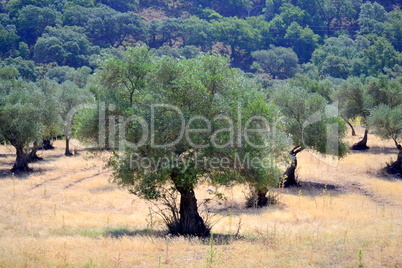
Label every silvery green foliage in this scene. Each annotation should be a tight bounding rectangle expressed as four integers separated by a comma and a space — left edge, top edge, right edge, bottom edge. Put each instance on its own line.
368, 104, 402, 148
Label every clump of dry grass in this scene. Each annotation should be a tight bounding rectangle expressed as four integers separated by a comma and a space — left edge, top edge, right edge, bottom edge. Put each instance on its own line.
0, 136, 401, 267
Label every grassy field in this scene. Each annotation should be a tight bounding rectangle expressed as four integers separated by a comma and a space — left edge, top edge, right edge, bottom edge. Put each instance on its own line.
0, 129, 401, 267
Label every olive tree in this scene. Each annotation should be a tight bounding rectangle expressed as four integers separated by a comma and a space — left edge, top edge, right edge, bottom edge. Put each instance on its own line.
97, 44, 154, 107
333, 77, 370, 147
28, 79, 62, 161
368, 104, 402, 175
272, 84, 348, 187
366, 74, 402, 175
83, 46, 288, 235
59, 80, 94, 156
0, 67, 58, 173
251, 46, 300, 79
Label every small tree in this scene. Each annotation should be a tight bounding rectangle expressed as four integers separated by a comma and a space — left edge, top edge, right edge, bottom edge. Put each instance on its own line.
98, 44, 155, 107
272, 84, 348, 187
0, 68, 50, 173
59, 80, 94, 156
310, 35, 368, 78
368, 104, 402, 175
211, 17, 261, 64
0, 104, 41, 172
333, 77, 371, 149
33, 26, 100, 68
251, 46, 300, 79
358, 1, 388, 36
27, 79, 62, 162
16, 5, 59, 45
363, 36, 402, 77
284, 22, 319, 63
344, 74, 402, 150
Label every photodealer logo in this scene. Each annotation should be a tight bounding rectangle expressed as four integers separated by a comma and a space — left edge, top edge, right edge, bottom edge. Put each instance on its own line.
65, 103, 277, 154
65, 101, 342, 168
130, 152, 275, 172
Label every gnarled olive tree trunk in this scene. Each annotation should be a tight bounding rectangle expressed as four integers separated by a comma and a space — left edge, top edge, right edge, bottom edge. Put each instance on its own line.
65, 137, 73, 156
256, 188, 269, 207
387, 145, 402, 175
28, 141, 43, 163
343, 117, 356, 136
171, 171, 209, 236
282, 146, 303, 188
41, 139, 55, 150
176, 186, 209, 236
246, 187, 270, 208
351, 129, 369, 150
11, 145, 31, 173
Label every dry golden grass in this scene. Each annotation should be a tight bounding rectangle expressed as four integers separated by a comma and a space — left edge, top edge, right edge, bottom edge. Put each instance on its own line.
0, 131, 401, 267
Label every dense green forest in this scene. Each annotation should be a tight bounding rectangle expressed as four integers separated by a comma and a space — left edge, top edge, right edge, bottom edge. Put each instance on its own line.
0, 0, 401, 73
1, 0, 402, 236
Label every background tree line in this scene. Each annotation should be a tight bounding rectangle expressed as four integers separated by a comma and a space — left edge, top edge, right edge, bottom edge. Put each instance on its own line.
0, 0, 402, 73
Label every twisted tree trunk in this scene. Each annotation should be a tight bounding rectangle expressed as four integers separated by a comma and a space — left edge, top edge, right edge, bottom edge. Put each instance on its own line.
28, 141, 43, 163
65, 137, 73, 156
256, 188, 269, 207
351, 128, 369, 150
170, 170, 209, 237
282, 146, 303, 188
176, 186, 209, 236
11, 146, 31, 173
40, 139, 55, 150
387, 145, 402, 175
344, 118, 356, 136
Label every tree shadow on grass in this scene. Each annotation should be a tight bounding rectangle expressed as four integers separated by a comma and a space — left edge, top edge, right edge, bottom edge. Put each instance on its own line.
0, 168, 12, 179
0, 166, 53, 180
104, 227, 246, 245
210, 181, 343, 216
208, 201, 282, 217
281, 180, 344, 197
199, 233, 247, 245
371, 165, 402, 180
0, 153, 14, 158
351, 146, 399, 156
105, 228, 167, 239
